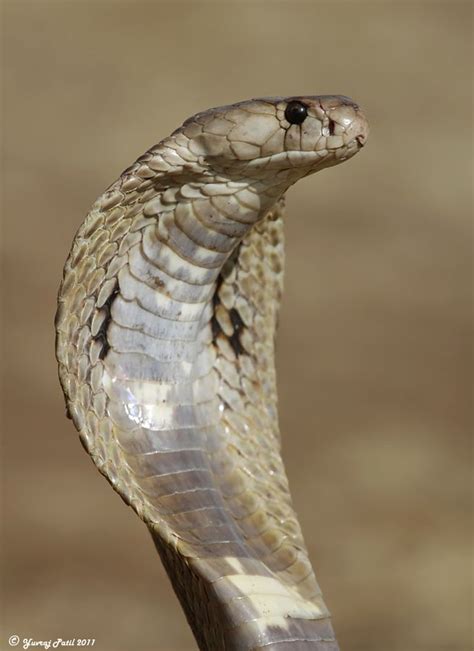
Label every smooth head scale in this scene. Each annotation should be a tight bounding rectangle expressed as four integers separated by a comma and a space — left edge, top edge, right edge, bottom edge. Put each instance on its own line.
56, 95, 369, 650
152, 95, 367, 184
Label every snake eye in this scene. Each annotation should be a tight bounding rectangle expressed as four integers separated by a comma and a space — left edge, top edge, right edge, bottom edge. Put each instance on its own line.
284, 100, 308, 125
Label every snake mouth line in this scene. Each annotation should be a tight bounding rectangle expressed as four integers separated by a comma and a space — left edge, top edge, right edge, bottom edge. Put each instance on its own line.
241, 146, 351, 173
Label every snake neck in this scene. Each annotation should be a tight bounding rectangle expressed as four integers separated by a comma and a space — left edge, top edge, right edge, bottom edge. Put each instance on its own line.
99, 179, 281, 454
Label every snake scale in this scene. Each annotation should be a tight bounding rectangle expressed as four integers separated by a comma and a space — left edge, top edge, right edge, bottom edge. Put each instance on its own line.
56, 95, 368, 650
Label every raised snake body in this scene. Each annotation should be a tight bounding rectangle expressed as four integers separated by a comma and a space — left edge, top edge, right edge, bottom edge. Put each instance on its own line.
56, 95, 369, 650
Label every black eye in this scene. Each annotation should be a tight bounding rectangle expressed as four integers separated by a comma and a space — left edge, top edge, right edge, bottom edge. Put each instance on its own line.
284, 100, 308, 125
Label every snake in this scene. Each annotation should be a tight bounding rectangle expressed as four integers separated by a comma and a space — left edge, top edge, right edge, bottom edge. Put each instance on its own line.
55, 94, 368, 651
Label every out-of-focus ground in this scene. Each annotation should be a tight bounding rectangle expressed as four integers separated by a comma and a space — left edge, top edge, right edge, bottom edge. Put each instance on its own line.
2, 2, 472, 650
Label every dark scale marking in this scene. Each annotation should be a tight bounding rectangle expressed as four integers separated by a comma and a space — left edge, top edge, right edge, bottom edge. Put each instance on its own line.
91, 279, 120, 360
228, 307, 246, 357
211, 315, 222, 340
229, 307, 245, 333
210, 257, 247, 357
210, 273, 224, 340
229, 331, 245, 357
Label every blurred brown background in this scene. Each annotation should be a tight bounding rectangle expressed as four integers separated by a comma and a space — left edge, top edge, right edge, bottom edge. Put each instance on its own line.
2, 2, 472, 650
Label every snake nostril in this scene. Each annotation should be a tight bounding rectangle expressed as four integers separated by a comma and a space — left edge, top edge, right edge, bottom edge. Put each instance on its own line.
328, 119, 336, 136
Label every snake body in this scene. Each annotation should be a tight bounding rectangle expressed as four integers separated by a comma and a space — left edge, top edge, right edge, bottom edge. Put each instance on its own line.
56, 95, 368, 650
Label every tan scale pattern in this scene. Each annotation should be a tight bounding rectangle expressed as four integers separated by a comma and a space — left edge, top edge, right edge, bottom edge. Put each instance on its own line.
211, 205, 321, 600
56, 95, 369, 650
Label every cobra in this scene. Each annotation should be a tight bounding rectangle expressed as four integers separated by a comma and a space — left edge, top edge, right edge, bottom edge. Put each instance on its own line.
56, 95, 369, 650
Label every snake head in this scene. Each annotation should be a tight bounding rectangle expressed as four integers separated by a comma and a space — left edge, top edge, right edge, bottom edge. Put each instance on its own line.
168, 95, 369, 185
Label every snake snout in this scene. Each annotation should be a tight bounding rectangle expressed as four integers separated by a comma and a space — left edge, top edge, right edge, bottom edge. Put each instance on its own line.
342, 107, 369, 149
356, 131, 368, 147
353, 112, 369, 148
317, 95, 369, 151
